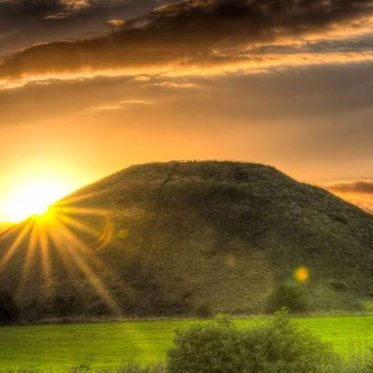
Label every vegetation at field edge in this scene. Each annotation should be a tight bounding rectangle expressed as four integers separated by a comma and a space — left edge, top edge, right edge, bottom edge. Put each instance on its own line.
0, 314, 372, 372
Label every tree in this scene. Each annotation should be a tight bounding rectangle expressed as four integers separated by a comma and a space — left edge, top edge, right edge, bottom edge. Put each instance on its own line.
266, 282, 308, 313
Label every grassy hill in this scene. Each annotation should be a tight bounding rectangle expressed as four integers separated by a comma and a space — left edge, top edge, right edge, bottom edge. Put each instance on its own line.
1, 161, 373, 320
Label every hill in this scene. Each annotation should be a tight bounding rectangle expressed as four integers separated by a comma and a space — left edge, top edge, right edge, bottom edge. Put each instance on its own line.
0, 223, 14, 233
0, 161, 373, 320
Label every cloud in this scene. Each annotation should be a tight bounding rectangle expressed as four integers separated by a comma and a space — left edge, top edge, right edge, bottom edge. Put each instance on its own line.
327, 180, 373, 195
61, 0, 90, 10
325, 180, 373, 215
0, 0, 158, 55
153, 80, 200, 89
86, 99, 152, 113
107, 19, 125, 28
0, 0, 87, 20
1, 0, 373, 87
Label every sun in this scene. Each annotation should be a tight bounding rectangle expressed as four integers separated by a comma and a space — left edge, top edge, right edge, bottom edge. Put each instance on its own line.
4, 180, 68, 222
0, 183, 121, 315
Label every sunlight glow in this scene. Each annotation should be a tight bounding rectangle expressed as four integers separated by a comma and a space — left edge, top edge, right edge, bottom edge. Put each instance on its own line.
4, 181, 69, 222
0, 198, 122, 316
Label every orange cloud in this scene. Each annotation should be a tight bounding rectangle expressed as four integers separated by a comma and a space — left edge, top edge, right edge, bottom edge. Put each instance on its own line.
1, 0, 373, 88
107, 19, 125, 28
325, 180, 373, 215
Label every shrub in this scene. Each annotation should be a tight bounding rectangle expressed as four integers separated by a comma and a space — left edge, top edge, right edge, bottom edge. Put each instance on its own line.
266, 283, 308, 313
167, 318, 241, 373
0, 291, 20, 323
167, 311, 338, 373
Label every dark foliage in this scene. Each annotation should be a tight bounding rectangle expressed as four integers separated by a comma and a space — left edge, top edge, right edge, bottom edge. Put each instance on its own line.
266, 283, 308, 313
0, 291, 20, 323
167, 312, 338, 373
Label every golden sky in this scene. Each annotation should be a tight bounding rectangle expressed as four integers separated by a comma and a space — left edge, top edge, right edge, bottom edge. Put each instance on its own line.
1, 0, 373, 221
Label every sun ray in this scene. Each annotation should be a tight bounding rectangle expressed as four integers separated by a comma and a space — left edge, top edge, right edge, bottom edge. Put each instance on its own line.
0, 224, 18, 241
17, 223, 39, 297
47, 224, 79, 282
57, 220, 127, 297
53, 217, 115, 274
48, 216, 122, 315
54, 205, 110, 217
64, 244, 122, 316
0, 198, 125, 317
0, 220, 33, 273
56, 213, 100, 238
37, 222, 54, 291
56, 190, 108, 207
56, 212, 114, 250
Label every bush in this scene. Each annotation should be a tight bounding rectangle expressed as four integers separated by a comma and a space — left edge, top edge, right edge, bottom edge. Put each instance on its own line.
266, 283, 308, 313
167, 311, 338, 373
0, 291, 20, 323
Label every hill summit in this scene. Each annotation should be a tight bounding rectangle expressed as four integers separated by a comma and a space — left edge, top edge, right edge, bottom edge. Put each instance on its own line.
1, 161, 373, 320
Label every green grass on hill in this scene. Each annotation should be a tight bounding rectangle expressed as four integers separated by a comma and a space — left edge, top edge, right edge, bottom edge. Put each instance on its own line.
0, 315, 372, 372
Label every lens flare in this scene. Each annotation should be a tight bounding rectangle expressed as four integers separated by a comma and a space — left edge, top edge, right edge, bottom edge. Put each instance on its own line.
294, 266, 309, 283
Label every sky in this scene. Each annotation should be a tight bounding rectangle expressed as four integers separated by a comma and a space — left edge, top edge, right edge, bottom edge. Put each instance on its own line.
1, 0, 373, 221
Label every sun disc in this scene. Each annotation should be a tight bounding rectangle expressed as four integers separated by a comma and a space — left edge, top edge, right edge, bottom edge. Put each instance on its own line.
5, 181, 68, 222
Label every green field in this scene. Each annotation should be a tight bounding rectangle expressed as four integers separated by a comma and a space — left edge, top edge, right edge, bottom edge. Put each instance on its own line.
0, 315, 372, 372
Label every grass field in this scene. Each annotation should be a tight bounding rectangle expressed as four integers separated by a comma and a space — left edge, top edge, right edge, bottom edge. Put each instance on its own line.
0, 315, 372, 372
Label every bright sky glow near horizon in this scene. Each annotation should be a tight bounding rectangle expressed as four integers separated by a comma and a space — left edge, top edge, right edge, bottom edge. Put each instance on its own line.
4, 180, 72, 222
1, 0, 373, 221
0, 162, 83, 222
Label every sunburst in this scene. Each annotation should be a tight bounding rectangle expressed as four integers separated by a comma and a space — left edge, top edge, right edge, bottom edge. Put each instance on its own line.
0, 198, 123, 317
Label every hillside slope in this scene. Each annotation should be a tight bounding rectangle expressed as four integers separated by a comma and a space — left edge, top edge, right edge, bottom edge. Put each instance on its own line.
1, 161, 373, 320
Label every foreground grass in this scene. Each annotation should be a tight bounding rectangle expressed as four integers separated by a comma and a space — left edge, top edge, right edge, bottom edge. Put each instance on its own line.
0, 315, 372, 372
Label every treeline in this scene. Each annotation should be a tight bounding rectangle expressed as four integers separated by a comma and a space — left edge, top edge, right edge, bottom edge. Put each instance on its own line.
0, 275, 337, 322
0, 280, 351, 323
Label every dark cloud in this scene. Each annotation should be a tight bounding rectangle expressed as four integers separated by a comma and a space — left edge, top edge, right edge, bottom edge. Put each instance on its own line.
1, 0, 373, 86
145, 0, 373, 43
0, 0, 89, 30
0, 0, 164, 56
